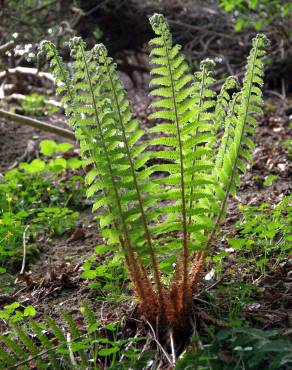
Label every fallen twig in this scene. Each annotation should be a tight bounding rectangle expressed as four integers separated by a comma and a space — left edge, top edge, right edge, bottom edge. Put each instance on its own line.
20, 225, 30, 275
0, 67, 55, 84
0, 41, 15, 54
146, 320, 173, 366
14, 225, 35, 287
169, 329, 176, 364
67, 333, 77, 367
0, 109, 75, 140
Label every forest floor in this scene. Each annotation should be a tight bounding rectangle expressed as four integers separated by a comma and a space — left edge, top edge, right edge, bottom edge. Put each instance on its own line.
0, 81, 291, 366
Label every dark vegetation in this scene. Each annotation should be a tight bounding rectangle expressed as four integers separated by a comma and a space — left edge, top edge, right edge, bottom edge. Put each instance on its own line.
0, 1, 291, 369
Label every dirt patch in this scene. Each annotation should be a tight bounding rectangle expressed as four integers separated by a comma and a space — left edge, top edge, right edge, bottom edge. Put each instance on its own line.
0, 114, 74, 173
0, 207, 132, 331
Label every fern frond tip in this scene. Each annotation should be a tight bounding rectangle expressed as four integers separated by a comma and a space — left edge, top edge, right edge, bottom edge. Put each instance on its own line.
38, 39, 54, 51
69, 36, 86, 53
253, 33, 270, 48
92, 43, 108, 63
200, 58, 216, 71
225, 76, 240, 90
149, 13, 170, 35
38, 40, 56, 59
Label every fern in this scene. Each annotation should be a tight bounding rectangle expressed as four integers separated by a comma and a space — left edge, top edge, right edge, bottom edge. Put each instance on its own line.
208, 34, 269, 241
30, 321, 59, 369
0, 307, 113, 369
39, 14, 269, 334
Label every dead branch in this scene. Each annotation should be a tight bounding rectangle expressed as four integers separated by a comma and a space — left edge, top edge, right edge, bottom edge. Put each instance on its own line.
0, 40, 15, 54
0, 109, 75, 140
168, 19, 235, 41
0, 67, 55, 84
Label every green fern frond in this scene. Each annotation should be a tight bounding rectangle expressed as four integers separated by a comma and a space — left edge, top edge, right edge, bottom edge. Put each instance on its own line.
0, 332, 27, 361
148, 14, 194, 296
92, 44, 164, 307
213, 76, 239, 135
202, 34, 269, 257
31, 321, 59, 369
186, 59, 218, 230
13, 323, 39, 356
69, 38, 157, 310
45, 315, 72, 366
8, 324, 48, 369
39, 41, 75, 119
148, 16, 220, 308
0, 347, 15, 367
0, 309, 114, 369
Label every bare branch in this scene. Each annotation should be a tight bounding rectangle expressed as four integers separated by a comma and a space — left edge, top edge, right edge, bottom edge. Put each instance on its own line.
0, 67, 55, 84
0, 109, 74, 140
0, 40, 15, 54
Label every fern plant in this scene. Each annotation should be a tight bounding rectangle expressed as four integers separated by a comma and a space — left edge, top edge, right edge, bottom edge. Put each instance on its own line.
39, 14, 269, 336
0, 306, 146, 369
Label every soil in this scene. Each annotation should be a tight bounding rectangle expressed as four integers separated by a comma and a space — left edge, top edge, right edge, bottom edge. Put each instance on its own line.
0, 79, 291, 340
0, 114, 73, 173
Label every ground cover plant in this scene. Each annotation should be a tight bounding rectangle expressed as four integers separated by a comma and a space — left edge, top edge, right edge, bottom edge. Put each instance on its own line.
228, 195, 292, 273
220, 0, 292, 32
0, 140, 85, 273
39, 13, 268, 339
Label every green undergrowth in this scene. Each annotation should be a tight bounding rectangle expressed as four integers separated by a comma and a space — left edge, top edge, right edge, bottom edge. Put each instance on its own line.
18, 92, 58, 117
228, 195, 292, 273
0, 305, 152, 370
203, 195, 292, 325
0, 303, 291, 369
82, 252, 131, 303
211, 194, 292, 278
220, 0, 292, 33
176, 326, 292, 370
0, 140, 86, 275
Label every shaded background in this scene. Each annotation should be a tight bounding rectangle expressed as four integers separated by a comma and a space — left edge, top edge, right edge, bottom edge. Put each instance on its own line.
1, 0, 292, 93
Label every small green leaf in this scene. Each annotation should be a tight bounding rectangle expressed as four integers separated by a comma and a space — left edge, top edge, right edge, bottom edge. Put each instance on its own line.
49, 158, 67, 171
70, 342, 88, 352
259, 231, 276, 239
249, 0, 258, 9
235, 19, 244, 31
228, 238, 247, 249
81, 270, 97, 279
254, 19, 263, 31
94, 245, 112, 254
256, 258, 269, 267
98, 347, 120, 356
23, 305, 36, 317
103, 323, 118, 332
20, 159, 46, 174
5, 302, 20, 312
88, 322, 100, 333
56, 143, 73, 153
40, 140, 58, 155
67, 157, 82, 169
263, 175, 278, 187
